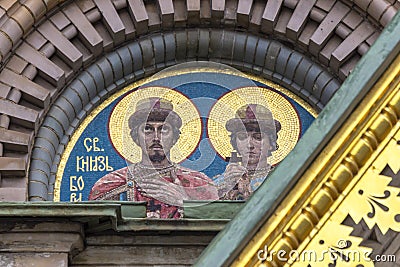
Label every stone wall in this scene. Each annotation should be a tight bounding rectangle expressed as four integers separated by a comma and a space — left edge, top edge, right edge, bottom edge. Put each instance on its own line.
0, 0, 396, 202
0, 1, 399, 266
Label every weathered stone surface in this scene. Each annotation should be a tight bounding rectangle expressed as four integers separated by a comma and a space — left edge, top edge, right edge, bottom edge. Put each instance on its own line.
200, 0, 212, 21
298, 20, 318, 51
175, 31, 188, 60
94, 23, 113, 51
197, 29, 209, 58
343, 10, 363, 30
220, 30, 235, 60
0, 83, 11, 99
0, 253, 68, 267
274, 7, 291, 36
173, 0, 187, 27
119, 10, 136, 39
0, 188, 26, 201
187, 0, 201, 23
152, 35, 166, 66
0, 221, 84, 266
0, 232, 82, 252
331, 21, 375, 71
107, 51, 124, 81
286, 0, 316, 39
146, 1, 162, 30
127, 0, 149, 34
320, 79, 340, 103
23, 0, 46, 20
85, 233, 214, 245
94, 0, 125, 44
6, 55, 28, 74
139, 39, 155, 68
0, 99, 38, 129
237, 0, 253, 27
50, 12, 71, 31
275, 45, 292, 75
0, 0, 18, 11
254, 38, 270, 67
0, 31, 12, 62
0, 157, 26, 176
249, 1, 264, 30
72, 245, 206, 265
310, 1, 350, 52
11, 5, 34, 34
284, 51, 304, 80
380, 6, 397, 26
116, 46, 133, 76
211, 0, 225, 19
63, 2, 103, 56
0, 68, 50, 108
224, 0, 237, 24
1, 18, 23, 46
209, 30, 224, 60
265, 41, 281, 72
319, 35, 342, 66
158, 0, 174, 27
38, 21, 83, 71
25, 30, 47, 50
0, 128, 30, 152
16, 42, 65, 88
315, 0, 335, 11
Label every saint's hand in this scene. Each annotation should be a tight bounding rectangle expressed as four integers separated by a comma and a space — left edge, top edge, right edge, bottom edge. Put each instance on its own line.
218, 163, 247, 197
136, 173, 189, 207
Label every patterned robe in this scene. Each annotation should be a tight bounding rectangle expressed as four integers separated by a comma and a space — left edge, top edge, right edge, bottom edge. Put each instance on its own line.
89, 164, 218, 218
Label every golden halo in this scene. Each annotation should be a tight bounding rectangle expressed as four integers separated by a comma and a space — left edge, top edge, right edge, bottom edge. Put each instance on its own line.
207, 87, 300, 165
109, 86, 202, 163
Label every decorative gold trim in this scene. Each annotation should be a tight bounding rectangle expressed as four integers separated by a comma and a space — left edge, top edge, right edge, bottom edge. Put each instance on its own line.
289, 126, 399, 266
207, 86, 301, 165
233, 54, 400, 266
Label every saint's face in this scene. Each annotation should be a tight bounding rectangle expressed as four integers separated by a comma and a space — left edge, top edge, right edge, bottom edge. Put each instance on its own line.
235, 130, 272, 167
137, 121, 175, 163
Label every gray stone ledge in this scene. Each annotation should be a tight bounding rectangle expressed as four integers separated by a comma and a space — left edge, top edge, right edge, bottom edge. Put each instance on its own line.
32, 147, 53, 168
34, 137, 56, 158
284, 52, 304, 81
29, 180, 48, 200
78, 71, 98, 100
64, 87, 84, 113
244, 35, 259, 64
314, 72, 334, 100
96, 58, 114, 88
49, 106, 70, 133
107, 52, 124, 82
117, 46, 134, 77
70, 80, 90, 107
321, 79, 341, 104
127, 42, 143, 71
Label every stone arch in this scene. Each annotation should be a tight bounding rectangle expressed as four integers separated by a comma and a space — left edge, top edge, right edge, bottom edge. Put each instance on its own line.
29, 31, 341, 200
0, 0, 397, 201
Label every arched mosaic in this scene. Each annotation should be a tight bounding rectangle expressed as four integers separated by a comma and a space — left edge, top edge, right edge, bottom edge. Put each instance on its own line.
52, 62, 318, 203
0, 0, 396, 203
0, 1, 398, 265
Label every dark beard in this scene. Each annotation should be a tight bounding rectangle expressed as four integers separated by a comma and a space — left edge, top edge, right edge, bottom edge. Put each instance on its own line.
149, 152, 166, 163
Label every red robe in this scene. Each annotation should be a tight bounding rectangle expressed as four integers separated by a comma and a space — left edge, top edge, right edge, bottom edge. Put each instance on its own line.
89, 165, 218, 218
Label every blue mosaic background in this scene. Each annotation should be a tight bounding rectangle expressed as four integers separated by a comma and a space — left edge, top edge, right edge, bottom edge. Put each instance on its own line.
59, 73, 315, 201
